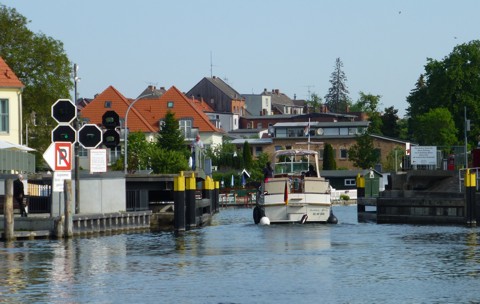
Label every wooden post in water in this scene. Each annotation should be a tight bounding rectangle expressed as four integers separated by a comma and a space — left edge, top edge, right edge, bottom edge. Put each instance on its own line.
465, 169, 477, 227
64, 179, 73, 237
174, 172, 186, 232
3, 179, 14, 241
185, 172, 196, 229
356, 174, 365, 213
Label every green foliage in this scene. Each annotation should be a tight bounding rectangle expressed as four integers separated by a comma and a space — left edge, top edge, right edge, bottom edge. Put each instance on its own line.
0, 5, 72, 168
381, 106, 400, 138
157, 111, 188, 156
322, 143, 337, 170
406, 40, 480, 146
412, 107, 458, 146
150, 148, 189, 174
306, 93, 322, 113
324, 58, 351, 113
348, 133, 379, 169
127, 132, 153, 172
352, 92, 383, 134
382, 146, 405, 172
242, 141, 252, 169
340, 194, 350, 201
209, 140, 242, 170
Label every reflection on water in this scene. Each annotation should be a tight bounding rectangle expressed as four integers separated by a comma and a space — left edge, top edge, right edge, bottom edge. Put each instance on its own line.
0, 206, 479, 303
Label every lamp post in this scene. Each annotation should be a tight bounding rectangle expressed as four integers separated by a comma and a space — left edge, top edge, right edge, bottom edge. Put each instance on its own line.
124, 93, 154, 174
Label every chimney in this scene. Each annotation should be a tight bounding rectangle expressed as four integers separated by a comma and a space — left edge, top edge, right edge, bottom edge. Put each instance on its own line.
274, 89, 279, 95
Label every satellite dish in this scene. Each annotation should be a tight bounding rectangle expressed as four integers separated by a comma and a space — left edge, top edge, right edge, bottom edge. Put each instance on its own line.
316, 128, 324, 135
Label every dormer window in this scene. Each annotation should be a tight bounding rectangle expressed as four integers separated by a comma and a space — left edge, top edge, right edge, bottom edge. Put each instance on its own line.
104, 101, 112, 108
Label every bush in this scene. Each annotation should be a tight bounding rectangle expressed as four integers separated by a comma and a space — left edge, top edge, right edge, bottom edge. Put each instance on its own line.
340, 194, 350, 201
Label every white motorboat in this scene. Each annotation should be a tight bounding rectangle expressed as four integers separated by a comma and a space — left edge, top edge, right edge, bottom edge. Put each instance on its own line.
253, 149, 337, 224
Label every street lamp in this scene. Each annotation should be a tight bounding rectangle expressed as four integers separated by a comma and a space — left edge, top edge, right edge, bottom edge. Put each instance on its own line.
124, 93, 155, 174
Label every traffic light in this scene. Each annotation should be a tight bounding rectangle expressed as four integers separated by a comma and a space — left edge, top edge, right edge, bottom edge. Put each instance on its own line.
103, 129, 120, 148
102, 111, 120, 129
51, 99, 77, 124
102, 111, 120, 148
78, 124, 103, 149
52, 124, 76, 143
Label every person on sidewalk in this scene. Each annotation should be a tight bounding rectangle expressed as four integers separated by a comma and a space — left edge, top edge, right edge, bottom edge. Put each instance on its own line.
14, 174, 27, 217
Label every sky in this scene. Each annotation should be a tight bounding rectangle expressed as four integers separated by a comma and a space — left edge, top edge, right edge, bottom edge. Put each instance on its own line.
2, 0, 480, 117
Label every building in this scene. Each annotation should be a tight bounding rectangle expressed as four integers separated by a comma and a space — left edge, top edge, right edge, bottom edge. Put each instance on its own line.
0, 57, 24, 145
186, 76, 246, 116
243, 93, 272, 116
80, 85, 223, 168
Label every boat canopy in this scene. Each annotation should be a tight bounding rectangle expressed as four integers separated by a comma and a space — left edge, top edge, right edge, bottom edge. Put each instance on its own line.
272, 149, 320, 177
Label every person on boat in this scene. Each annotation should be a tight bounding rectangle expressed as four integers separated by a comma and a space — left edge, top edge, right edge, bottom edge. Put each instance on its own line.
263, 162, 273, 182
305, 164, 317, 177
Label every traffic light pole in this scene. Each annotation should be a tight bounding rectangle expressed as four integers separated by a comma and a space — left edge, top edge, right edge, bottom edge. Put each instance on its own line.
74, 64, 80, 213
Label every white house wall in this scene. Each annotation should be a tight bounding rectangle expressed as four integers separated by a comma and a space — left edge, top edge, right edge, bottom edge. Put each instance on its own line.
0, 88, 22, 145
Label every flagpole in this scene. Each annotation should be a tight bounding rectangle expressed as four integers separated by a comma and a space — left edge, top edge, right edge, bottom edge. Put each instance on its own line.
308, 118, 311, 151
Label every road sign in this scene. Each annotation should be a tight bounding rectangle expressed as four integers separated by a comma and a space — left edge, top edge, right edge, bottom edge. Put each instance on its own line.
53, 171, 72, 192
90, 149, 107, 173
43, 142, 72, 171
51, 99, 77, 124
78, 124, 103, 149
52, 124, 76, 143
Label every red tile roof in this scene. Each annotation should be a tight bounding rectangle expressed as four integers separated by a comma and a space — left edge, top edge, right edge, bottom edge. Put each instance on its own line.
0, 57, 24, 88
80, 85, 220, 133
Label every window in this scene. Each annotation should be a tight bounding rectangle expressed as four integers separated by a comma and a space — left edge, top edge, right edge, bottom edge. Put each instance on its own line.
179, 119, 193, 138
255, 147, 263, 155
257, 123, 262, 129
275, 146, 282, 151
104, 101, 112, 108
340, 148, 348, 159
167, 101, 174, 108
0, 99, 8, 132
79, 146, 88, 157
344, 179, 356, 186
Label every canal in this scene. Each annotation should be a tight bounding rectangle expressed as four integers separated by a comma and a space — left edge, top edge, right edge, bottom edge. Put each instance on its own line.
1, 205, 479, 303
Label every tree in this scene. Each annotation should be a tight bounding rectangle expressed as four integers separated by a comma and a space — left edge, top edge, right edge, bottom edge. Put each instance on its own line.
306, 93, 322, 113
351, 92, 382, 134
157, 111, 188, 156
382, 146, 405, 172
150, 148, 189, 174
348, 133, 379, 169
126, 132, 152, 173
406, 41, 480, 146
0, 5, 72, 167
242, 141, 252, 170
324, 58, 351, 113
381, 106, 400, 138
412, 107, 458, 146
322, 143, 336, 170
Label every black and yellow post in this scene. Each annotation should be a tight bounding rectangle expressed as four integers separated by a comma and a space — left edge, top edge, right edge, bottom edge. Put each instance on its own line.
185, 172, 196, 229
174, 171, 186, 232
214, 181, 220, 213
465, 169, 477, 227
356, 173, 366, 213
203, 176, 214, 215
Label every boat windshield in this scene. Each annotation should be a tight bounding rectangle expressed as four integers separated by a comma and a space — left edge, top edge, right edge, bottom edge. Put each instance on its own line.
273, 149, 318, 175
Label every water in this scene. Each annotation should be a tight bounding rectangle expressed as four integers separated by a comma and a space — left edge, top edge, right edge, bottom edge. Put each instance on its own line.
1, 206, 479, 304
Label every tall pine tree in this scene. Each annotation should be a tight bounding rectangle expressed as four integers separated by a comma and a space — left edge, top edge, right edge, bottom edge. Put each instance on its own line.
324, 58, 351, 113
157, 111, 188, 156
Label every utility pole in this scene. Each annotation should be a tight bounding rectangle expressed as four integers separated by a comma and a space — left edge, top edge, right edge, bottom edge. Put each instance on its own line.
74, 64, 80, 213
